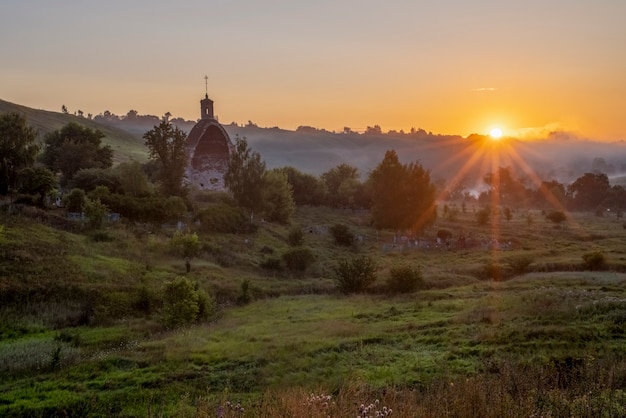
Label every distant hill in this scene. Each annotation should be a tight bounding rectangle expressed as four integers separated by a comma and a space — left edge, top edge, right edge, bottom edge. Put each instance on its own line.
3, 99, 626, 188
0, 99, 148, 164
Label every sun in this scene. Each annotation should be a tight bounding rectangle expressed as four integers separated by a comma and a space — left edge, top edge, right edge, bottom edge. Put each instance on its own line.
489, 127, 503, 140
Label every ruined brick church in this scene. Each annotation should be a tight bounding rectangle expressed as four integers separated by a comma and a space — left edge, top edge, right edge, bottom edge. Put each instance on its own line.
185, 93, 234, 191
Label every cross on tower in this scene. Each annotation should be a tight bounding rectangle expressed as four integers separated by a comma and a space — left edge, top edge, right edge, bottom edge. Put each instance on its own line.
204, 75, 209, 97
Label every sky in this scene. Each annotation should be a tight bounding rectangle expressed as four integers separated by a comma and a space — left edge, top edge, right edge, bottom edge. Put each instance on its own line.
1, 0, 625, 140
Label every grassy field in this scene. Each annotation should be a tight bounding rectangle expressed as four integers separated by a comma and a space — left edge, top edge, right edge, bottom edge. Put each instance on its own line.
1, 204, 626, 416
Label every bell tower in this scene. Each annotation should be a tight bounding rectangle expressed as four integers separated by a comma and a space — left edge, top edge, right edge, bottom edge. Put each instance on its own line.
200, 75, 214, 120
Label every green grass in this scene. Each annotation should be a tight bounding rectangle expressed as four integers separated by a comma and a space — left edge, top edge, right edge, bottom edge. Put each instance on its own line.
1, 205, 626, 415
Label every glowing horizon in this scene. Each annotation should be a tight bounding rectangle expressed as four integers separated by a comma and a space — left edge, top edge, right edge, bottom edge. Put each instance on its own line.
1, 1, 625, 141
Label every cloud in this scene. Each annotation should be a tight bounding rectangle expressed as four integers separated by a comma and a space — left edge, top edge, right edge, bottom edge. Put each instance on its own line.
471, 87, 497, 92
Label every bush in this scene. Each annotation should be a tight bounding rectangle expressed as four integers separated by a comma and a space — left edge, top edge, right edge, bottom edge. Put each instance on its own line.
546, 210, 567, 225
330, 223, 354, 246
386, 266, 424, 294
169, 231, 201, 258
282, 248, 314, 272
84, 198, 108, 230
162, 277, 214, 328
63, 188, 87, 212
333, 255, 377, 294
507, 254, 534, 275
287, 225, 304, 247
582, 251, 607, 271
195, 203, 248, 234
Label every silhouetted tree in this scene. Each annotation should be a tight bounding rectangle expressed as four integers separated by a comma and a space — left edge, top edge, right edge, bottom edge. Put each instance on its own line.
320, 163, 361, 208
279, 166, 325, 206
0, 112, 39, 195
143, 120, 188, 196
567, 172, 611, 211
367, 150, 436, 232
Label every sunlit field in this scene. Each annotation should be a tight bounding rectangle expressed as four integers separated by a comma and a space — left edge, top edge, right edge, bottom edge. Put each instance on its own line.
1, 202, 626, 417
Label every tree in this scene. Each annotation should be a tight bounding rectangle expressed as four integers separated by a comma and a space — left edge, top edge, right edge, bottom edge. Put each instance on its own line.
320, 163, 361, 208
546, 210, 567, 226
143, 120, 188, 196
113, 161, 152, 197
262, 169, 295, 224
41, 122, 113, 184
483, 167, 528, 207
0, 112, 39, 195
567, 172, 611, 211
224, 135, 266, 218
18, 167, 57, 207
279, 166, 325, 206
367, 150, 436, 232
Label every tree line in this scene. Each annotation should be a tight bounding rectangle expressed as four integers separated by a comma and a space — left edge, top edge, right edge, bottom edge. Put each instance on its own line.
2, 111, 625, 234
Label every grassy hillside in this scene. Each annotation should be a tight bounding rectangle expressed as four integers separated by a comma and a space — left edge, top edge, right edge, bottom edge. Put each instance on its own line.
1, 202, 626, 416
0, 99, 148, 164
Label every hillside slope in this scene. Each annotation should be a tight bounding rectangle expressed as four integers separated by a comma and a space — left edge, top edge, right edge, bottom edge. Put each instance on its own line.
0, 99, 148, 164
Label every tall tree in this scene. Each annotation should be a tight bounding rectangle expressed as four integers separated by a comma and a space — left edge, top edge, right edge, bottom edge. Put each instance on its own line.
0, 112, 40, 195
143, 120, 188, 196
367, 149, 436, 232
41, 122, 113, 184
224, 135, 266, 217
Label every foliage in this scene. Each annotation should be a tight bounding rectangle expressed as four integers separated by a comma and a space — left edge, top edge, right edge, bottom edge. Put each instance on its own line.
17, 166, 57, 207
0, 112, 39, 195
287, 225, 304, 247
41, 122, 113, 184
546, 210, 567, 225
100, 193, 186, 224
330, 223, 354, 246
63, 188, 87, 212
568, 172, 611, 211
367, 150, 436, 231
279, 166, 325, 206
582, 251, 606, 271
507, 254, 534, 275
483, 167, 529, 207
69, 168, 122, 194
333, 255, 377, 294
436, 229, 452, 241
320, 163, 362, 208
169, 231, 201, 258
262, 169, 295, 224
282, 248, 314, 272
195, 203, 248, 233
143, 120, 188, 196
84, 198, 108, 230
113, 161, 152, 197
162, 277, 213, 328
386, 265, 424, 294
225, 135, 266, 217
236, 280, 252, 305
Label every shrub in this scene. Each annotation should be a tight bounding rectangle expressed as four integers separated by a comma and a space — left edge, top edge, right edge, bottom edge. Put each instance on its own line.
169, 231, 201, 258
436, 229, 452, 241
546, 210, 567, 225
333, 255, 377, 294
236, 280, 252, 305
195, 203, 248, 234
162, 277, 214, 328
63, 188, 87, 212
330, 223, 354, 246
483, 261, 504, 281
84, 198, 108, 230
582, 251, 607, 271
287, 225, 304, 247
507, 254, 534, 275
282, 248, 314, 272
386, 266, 424, 294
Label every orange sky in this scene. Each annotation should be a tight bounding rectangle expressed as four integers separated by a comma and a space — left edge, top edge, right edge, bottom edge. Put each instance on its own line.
1, 0, 625, 140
